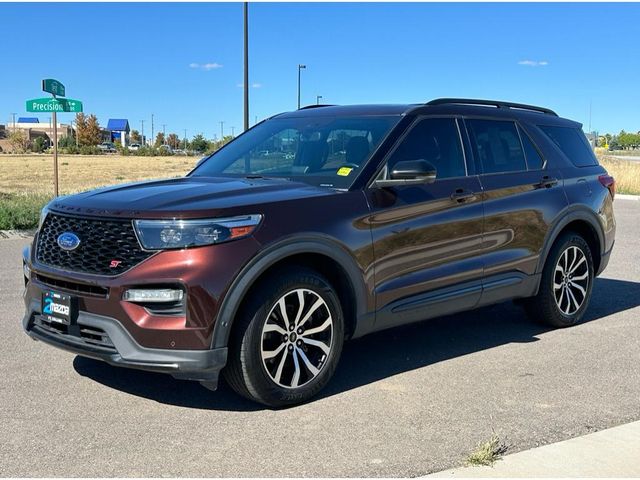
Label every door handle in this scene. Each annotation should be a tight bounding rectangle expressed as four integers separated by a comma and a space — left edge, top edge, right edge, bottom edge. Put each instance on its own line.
537, 176, 558, 188
450, 188, 476, 203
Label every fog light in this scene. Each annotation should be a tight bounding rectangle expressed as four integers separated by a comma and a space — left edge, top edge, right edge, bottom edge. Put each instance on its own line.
123, 289, 183, 303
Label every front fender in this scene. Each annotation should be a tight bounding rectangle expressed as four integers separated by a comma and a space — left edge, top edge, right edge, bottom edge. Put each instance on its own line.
210, 234, 370, 349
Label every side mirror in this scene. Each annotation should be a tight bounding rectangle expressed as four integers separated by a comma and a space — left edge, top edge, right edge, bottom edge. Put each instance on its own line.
375, 159, 437, 187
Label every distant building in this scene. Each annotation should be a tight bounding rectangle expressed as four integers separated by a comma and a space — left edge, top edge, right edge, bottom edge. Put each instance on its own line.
9, 119, 72, 146
17, 117, 39, 124
106, 119, 130, 146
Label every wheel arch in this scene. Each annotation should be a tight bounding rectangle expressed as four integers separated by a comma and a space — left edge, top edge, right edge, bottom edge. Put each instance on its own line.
211, 235, 369, 350
537, 207, 604, 275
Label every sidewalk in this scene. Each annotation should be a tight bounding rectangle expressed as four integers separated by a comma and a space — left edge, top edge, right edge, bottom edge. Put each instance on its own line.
429, 420, 640, 477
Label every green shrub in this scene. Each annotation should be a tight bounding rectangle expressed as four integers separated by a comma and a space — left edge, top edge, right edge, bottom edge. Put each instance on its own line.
31, 137, 48, 153
79, 145, 102, 155
0, 193, 52, 230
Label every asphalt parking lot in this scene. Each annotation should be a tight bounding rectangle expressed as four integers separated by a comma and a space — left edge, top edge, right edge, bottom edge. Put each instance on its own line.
1, 199, 639, 477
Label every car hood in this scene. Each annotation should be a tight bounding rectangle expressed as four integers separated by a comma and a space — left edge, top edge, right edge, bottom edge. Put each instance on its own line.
48, 175, 336, 218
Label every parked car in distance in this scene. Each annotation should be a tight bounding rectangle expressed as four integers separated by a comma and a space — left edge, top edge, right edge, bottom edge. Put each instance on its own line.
97, 142, 116, 153
129, 143, 141, 151
22, 98, 616, 407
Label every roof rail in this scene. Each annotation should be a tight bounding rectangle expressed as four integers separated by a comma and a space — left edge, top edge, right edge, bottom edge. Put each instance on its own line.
425, 98, 558, 116
298, 104, 336, 110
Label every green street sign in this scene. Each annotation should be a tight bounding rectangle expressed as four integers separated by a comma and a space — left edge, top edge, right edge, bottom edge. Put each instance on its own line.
26, 97, 83, 113
42, 78, 65, 97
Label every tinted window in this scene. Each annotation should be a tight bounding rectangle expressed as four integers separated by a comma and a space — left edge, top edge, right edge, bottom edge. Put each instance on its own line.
467, 119, 527, 174
387, 118, 466, 179
520, 128, 544, 170
539, 125, 598, 167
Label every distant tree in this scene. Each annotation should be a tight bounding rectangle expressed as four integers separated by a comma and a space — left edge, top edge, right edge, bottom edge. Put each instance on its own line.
130, 129, 141, 144
167, 133, 179, 149
154, 132, 165, 147
180, 137, 190, 150
85, 115, 102, 146
8, 130, 30, 153
76, 113, 101, 146
190, 133, 209, 153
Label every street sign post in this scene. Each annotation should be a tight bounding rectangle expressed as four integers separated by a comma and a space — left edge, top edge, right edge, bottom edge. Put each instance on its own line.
23, 79, 83, 197
25, 98, 83, 113
42, 79, 65, 97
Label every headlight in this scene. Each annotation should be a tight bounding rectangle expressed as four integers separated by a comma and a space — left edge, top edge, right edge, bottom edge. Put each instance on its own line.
133, 215, 262, 250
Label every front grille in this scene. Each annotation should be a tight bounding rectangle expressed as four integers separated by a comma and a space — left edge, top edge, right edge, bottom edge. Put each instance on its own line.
36, 213, 153, 276
33, 315, 116, 352
35, 274, 109, 297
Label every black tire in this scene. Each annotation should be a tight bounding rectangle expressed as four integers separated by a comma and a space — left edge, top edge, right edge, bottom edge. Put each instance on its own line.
224, 267, 344, 407
524, 232, 594, 328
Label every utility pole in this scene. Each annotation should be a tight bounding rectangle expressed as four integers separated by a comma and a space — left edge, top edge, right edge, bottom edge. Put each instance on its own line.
297, 64, 306, 109
183, 128, 187, 149
140, 120, 145, 145
10, 112, 16, 132
220, 121, 225, 139
162, 123, 166, 144
243, 2, 249, 132
231, 126, 235, 137
151, 114, 154, 144
316, 95, 323, 105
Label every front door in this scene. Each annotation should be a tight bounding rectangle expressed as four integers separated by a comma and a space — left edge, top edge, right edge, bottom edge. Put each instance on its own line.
366, 117, 485, 330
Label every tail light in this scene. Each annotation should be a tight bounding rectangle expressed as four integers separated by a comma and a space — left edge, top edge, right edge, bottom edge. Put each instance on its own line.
598, 174, 616, 200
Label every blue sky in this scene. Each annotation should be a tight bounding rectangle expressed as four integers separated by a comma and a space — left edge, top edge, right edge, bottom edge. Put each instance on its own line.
1, 2, 639, 138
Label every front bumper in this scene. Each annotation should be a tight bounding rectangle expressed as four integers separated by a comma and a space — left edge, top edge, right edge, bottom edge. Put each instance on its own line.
23, 298, 227, 387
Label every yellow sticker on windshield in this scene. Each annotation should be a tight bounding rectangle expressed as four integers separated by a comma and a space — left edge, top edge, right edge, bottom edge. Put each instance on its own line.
337, 167, 353, 176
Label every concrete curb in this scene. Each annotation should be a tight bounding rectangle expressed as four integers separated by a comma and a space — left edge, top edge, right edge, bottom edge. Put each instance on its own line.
428, 420, 640, 477
0, 230, 35, 240
616, 193, 640, 201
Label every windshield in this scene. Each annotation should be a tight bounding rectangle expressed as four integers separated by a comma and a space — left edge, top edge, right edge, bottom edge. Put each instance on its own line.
190, 114, 400, 188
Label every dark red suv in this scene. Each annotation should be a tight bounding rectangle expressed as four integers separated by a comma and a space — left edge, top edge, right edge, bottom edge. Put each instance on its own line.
22, 99, 616, 407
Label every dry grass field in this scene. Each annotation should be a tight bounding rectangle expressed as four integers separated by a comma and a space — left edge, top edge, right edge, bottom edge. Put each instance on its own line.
598, 156, 640, 195
0, 152, 638, 230
0, 153, 637, 196
0, 154, 198, 196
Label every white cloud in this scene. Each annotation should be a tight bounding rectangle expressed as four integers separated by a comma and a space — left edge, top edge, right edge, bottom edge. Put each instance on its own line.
237, 83, 263, 88
518, 60, 549, 67
189, 62, 223, 70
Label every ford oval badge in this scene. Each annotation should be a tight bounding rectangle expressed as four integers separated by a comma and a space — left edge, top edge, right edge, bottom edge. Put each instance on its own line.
57, 232, 81, 251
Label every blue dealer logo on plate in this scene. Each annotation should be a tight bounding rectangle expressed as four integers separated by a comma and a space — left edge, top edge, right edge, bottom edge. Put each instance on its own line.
57, 232, 81, 251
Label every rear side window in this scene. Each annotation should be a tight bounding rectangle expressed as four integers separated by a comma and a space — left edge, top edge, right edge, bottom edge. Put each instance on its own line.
538, 125, 598, 167
520, 129, 544, 170
466, 119, 527, 174
387, 118, 467, 179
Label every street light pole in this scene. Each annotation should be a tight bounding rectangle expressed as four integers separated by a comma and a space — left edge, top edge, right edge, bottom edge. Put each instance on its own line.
316, 95, 323, 105
162, 123, 166, 144
243, 2, 249, 132
231, 126, 235, 137
151, 114, 154, 145
297, 64, 306, 109
140, 120, 145, 146
220, 121, 225, 139
10, 113, 16, 132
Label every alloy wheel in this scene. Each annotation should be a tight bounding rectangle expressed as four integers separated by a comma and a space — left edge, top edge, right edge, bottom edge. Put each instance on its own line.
553, 245, 590, 315
260, 288, 333, 389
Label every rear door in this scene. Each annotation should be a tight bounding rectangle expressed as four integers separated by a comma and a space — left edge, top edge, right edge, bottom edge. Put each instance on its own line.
366, 116, 485, 330
464, 117, 568, 303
